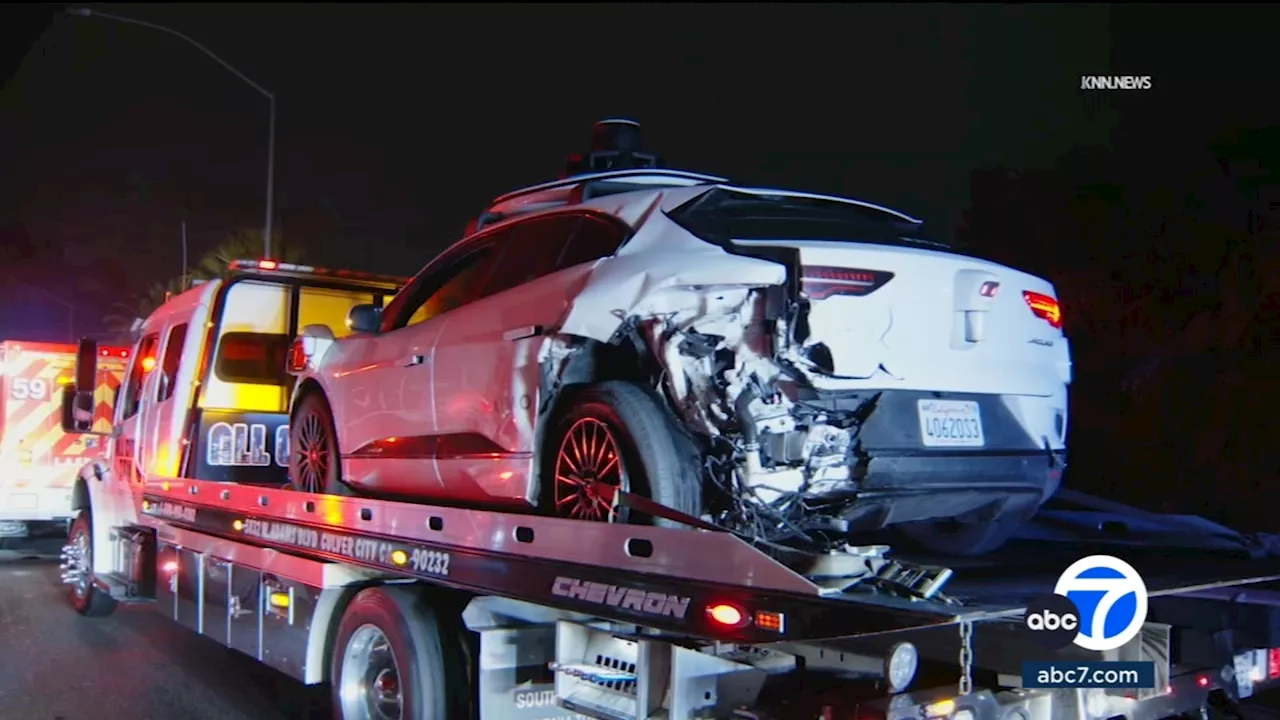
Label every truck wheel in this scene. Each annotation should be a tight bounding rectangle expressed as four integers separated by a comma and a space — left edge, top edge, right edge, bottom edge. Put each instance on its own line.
541, 381, 702, 529
64, 512, 117, 617
289, 391, 352, 496
895, 513, 1025, 557
332, 586, 467, 720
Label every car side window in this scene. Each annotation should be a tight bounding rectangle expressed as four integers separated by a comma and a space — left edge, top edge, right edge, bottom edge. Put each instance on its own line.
385, 245, 497, 331
556, 215, 627, 270
481, 215, 582, 298
119, 333, 160, 421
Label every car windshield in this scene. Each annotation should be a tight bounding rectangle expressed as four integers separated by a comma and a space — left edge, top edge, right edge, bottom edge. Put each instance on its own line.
668, 187, 946, 249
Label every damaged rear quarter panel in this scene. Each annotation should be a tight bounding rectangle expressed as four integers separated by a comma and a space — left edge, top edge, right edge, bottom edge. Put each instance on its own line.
558, 212, 788, 343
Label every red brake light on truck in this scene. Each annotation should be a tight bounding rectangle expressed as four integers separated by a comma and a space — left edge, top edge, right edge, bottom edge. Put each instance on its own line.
1022, 291, 1062, 329
286, 337, 309, 373
706, 602, 748, 629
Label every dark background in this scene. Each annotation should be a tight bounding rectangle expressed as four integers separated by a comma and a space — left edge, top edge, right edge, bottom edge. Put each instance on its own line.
3, 4, 1277, 530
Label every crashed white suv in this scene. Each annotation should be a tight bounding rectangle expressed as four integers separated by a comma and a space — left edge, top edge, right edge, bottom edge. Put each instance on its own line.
286, 127, 1071, 557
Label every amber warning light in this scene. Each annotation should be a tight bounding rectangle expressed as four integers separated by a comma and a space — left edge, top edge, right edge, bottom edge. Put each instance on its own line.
704, 603, 786, 634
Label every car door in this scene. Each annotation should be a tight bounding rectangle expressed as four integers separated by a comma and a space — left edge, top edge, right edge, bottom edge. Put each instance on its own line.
112, 331, 161, 490
142, 322, 189, 479
431, 212, 629, 507
334, 238, 503, 496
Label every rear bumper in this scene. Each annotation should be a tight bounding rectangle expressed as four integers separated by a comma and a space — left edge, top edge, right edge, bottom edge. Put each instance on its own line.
0, 485, 76, 522
839, 450, 1065, 529
794, 387, 1066, 530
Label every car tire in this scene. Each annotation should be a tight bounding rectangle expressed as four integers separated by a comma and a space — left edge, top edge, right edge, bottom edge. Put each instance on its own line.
66, 512, 117, 617
288, 391, 353, 496
330, 586, 469, 720
541, 381, 702, 528
895, 513, 1027, 557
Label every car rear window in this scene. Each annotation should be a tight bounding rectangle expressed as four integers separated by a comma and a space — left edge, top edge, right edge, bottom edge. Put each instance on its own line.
667, 187, 944, 249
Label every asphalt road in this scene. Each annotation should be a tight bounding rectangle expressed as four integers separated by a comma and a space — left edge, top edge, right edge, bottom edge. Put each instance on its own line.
0, 535, 331, 720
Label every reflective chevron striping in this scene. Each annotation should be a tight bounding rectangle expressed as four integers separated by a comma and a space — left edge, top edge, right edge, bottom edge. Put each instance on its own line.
3, 349, 126, 470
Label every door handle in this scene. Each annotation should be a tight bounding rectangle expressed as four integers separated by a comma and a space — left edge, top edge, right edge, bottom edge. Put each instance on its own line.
403, 354, 427, 367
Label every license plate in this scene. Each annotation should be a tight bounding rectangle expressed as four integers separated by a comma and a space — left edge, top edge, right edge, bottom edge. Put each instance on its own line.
917, 399, 985, 447
5, 493, 38, 511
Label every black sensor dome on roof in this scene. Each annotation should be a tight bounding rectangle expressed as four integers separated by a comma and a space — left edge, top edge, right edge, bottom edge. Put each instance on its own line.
562, 119, 664, 177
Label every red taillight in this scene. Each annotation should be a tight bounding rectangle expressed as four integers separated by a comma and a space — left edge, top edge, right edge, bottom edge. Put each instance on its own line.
258, 259, 278, 270
1268, 648, 1280, 679
286, 337, 309, 373
1022, 291, 1062, 329
706, 603, 749, 629
800, 266, 894, 300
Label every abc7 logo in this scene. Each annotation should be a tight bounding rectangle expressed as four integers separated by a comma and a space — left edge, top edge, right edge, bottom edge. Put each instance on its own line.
1023, 594, 1083, 649
1024, 555, 1149, 651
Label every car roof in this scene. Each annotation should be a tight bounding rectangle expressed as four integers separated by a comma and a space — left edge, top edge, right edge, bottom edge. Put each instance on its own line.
474, 168, 922, 235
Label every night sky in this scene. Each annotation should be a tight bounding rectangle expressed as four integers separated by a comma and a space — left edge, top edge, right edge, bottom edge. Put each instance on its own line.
1, 3, 1275, 341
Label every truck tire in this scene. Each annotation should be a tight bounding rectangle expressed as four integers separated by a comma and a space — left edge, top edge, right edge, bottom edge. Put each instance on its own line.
288, 391, 353, 496
331, 586, 468, 720
65, 512, 117, 617
895, 513, 1025, 557
540, 381, 702, 529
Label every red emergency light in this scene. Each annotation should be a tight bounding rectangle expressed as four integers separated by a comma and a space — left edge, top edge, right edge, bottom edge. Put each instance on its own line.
99, 347, 129, 358
226, 258, 410, 287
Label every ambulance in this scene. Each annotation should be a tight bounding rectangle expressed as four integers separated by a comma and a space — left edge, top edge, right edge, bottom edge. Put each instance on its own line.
0, 340, 128, 537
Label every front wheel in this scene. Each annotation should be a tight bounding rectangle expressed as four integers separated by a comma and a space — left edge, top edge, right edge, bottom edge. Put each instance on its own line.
63, 512, 117, 617
289, 392, 352, 496
541, 381, 702, 528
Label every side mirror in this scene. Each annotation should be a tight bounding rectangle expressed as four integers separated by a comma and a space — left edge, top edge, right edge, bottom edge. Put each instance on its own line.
60, 384, 96, 433
346, 304, 382, 334
75, 337, 99, 393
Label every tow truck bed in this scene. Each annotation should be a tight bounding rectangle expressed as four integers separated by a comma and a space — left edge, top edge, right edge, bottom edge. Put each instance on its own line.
135, 476, 1280, 630
87, 474, 1280, 718
60, 471, 1280, 720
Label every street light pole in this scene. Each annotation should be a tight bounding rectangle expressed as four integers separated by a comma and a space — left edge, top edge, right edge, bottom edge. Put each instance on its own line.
69, 8, 278, 259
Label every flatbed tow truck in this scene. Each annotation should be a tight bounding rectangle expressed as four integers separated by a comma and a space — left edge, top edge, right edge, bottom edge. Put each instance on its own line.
51, 259, 1280, 720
